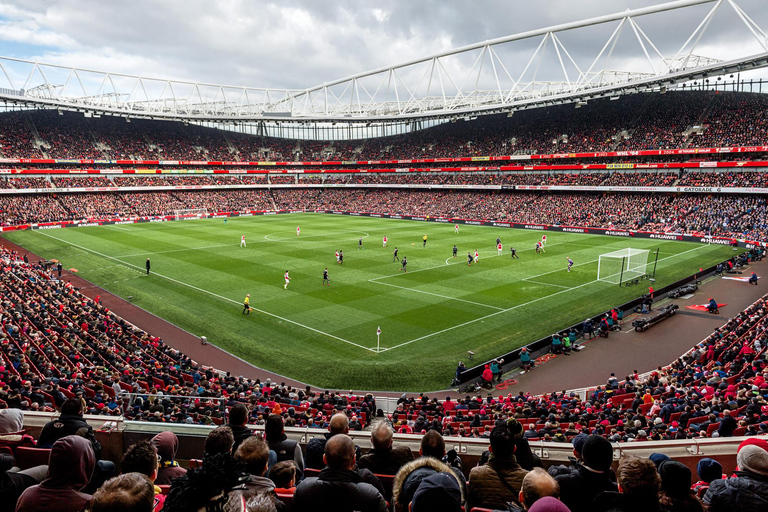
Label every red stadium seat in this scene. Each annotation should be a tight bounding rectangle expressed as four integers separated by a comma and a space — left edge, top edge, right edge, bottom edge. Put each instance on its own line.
15, 447, 51, 470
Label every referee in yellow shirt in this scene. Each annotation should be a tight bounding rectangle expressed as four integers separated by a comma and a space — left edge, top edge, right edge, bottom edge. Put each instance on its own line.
242, 294, 251, 316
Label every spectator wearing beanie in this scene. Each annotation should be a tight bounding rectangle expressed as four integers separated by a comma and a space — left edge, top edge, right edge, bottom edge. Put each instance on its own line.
657, 460, 705, 512
703, 443, 768, 511
410, 472, 463, 512
554, 435, 617, 512
691, 458, 722, 495
548, 433, 588, 478
528, 496, 572, 512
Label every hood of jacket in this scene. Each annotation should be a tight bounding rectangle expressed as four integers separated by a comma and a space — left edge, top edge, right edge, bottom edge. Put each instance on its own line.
392, 456, 465, 508
151, 430, 180, 463
42, 435, 95, 490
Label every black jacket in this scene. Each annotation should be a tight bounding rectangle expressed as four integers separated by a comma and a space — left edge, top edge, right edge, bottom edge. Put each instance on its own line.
38, 413, 101, 457
554, 463, 618, 512
703, 471, 768, 512
593, 490, 665, 512
293, 468, 387, 512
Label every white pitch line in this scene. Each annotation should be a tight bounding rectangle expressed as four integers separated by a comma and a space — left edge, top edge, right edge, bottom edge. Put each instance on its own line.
380, 242, 710, 353
379, 278, 602, 352
523, 279, 571, 289
369, 280, 505, 311
33, 230, 376, 353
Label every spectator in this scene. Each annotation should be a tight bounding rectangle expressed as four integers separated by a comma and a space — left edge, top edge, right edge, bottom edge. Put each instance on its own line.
150, 431, 187, 485
467, 424, 529, 510
265, 414, 304, 480
120, 440, 166, 511
304, 413, 353, 470
593, 456, 663, 512
703, 442, 768, 511
163, 427, 249, 512
228, 403, 254, 453
292, 434, 386, 512
269, 461, 296, 493
657, 460, 705, 512
234, 435, 286, 510
16, 435, 95, 512
0, 452, 46, 511
410, 472, 463, 512
510, 468, 561, 511
392, 430, 467, 512
357, 420, 414, 475
204, 426, 235, 456
89, 473, 155, 512
553, 435, 617, 512
0, 406, 23, 433
691, 458, 722, 496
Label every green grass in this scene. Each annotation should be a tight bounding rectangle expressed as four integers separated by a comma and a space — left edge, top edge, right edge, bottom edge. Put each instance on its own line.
2, 214, 734, 391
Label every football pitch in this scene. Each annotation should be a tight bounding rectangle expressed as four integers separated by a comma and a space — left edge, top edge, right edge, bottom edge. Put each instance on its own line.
3, 214, 734, 391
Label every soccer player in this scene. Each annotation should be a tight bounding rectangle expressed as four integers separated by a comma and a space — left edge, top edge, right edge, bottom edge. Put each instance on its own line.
401, 256, 407, 273
146, 258, 151, 275
510, 246, 519, 259
497, 242, 503, 255
467, 252, 473, 266
335, 250, 340, 264
535, 241, 544, 254
422, 234, 427, 247
393, 247, 399, 262
323, 268, 330, 286
383, 236, 387, 248
358, 237, 363, 250
454, 224, 459, 233
339, 250, 344, 265
452, 245, 458, 258
541, 234, 547, 247
474, 249, 479, 263
297, 226, 300, 236
240, 235, 246, 247
284, 270, 291, 290
496, 237, 501, 246
567, 257, 574, 272
243, 294, 251, 316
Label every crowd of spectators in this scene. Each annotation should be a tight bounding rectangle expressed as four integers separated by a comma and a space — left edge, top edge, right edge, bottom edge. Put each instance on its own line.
0, 233, 767, 510
678, 171, 768, 188
2, 91, 768, 164
0, 187, 765, 239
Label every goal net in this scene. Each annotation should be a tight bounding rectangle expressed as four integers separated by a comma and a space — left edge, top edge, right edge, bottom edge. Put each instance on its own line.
597, 248, 651, 285
174, 208, 208, 221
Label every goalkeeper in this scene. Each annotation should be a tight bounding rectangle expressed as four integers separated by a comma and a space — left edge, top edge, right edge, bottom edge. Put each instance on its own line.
242, 294, 252, 316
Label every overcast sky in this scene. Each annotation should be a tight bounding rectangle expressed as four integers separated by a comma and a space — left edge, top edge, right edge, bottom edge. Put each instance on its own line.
0, 0, 765, 93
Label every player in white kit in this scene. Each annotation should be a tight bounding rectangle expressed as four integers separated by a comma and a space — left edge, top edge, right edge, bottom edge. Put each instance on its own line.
240, 235, 246, 247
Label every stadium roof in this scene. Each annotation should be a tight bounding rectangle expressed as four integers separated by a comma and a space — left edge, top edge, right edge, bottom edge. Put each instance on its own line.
0, 0, 766, 124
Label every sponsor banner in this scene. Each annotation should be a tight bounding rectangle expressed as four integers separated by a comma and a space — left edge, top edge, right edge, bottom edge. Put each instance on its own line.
562, 227, 587, 233
523, 224, 546, 230
699, 162, 718, 168
649, 233, 683, 241
606, 163, 635, 169
433, 218, 449, 223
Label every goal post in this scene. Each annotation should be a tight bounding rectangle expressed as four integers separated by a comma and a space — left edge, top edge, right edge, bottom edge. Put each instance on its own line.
597, 248, 652, 285
173, 208, 208, 221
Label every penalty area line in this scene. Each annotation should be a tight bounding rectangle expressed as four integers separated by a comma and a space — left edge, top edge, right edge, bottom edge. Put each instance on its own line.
33, 230, 377, 353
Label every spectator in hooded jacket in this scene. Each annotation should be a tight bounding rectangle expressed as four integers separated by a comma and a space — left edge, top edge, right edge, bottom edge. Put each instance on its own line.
553, 435, 617, 512
150, 431, 187, 485
16, 435, 95, 512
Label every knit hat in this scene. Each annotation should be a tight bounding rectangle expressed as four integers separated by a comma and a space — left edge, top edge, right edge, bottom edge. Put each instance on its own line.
737, 444, 768, 476
582, 435, 614, 472
659, 460, 692, 497
528, 497, 572, 512
506, 418, 524, 438
571, 433, 589, 454
649, 452, 671, 469
738, 437, 768, 453
411, 473, 462, 512
696, 458, 722, 483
